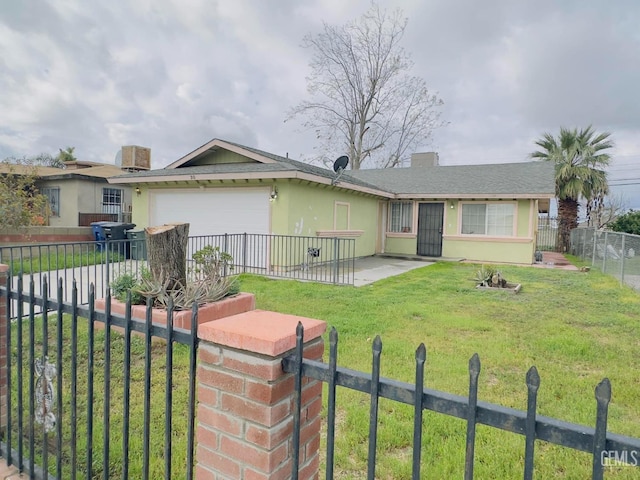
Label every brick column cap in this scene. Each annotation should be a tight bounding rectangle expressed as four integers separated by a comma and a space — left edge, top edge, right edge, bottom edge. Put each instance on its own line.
0, 264, 8, 273
198, 309, 326, 356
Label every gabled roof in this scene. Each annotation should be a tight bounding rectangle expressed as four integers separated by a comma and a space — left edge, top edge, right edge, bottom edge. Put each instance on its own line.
109, 138, 555, 199
110, 138, 393, 197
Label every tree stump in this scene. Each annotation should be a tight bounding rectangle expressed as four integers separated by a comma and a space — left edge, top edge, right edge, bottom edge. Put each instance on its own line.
145, 223, 189, 292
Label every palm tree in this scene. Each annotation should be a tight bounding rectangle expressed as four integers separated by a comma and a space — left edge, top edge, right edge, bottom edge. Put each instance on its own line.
57, 146, 77, 163
531, 126, 613, 252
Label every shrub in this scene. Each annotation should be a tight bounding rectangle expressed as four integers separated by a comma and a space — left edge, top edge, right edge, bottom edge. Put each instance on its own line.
473, 265, 508, 288
473, 265, 496, 286
609, 210, 640, 235
110, 270, 146, 304
110, 247, 239, 309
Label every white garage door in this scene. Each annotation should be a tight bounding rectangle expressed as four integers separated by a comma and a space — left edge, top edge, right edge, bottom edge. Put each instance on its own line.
149, 187, 270, 237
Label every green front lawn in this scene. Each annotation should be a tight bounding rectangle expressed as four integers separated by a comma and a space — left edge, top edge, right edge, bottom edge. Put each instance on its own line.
241, 262, 640, 479
8, 262, 639, 478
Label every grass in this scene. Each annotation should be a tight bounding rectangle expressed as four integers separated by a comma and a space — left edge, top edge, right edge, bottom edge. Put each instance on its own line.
8, 315, 192, 479
239, 262, 640, 479
5, 250, 123, 275
6, 261, 640, 478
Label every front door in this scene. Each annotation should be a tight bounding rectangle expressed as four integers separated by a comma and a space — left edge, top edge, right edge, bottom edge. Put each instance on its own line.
417, 203, 444, 256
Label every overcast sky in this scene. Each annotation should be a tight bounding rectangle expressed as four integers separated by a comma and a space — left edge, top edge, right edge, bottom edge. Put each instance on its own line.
1, 0, 639, 208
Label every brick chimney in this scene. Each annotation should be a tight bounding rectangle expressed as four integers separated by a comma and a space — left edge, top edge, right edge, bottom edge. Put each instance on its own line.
411, 152, 439, 167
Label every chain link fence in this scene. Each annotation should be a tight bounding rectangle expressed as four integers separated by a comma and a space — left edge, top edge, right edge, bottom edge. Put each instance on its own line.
570, 227, 640, 291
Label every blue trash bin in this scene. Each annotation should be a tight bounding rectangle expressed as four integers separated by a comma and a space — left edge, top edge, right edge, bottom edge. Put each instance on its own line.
90, 221, 111, 251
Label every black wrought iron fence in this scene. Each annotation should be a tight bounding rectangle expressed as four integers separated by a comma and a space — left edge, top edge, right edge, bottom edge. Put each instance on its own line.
0, 275, 198, 479
188, 233, 356, 285
0, 233, 356, 319
283, 324, 640, 479
0, 240, 141, 319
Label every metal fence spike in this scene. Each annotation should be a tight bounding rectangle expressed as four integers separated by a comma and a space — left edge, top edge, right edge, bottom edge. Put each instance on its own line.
526, 366, 540, 390
595, 378, 612, 404
373, 335, 382, 353
296, 321, 304, 339
330, 326, 338, 344
469, 353, 481, 376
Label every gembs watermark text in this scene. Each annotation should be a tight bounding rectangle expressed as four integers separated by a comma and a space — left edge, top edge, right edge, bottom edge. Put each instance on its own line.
601, 450, 639, 467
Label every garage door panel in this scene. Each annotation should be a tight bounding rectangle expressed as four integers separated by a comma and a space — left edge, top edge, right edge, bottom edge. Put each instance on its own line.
149, 188, 270, 238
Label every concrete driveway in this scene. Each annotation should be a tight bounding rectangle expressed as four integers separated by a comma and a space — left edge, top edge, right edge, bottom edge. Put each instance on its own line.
353, 256, 435, 286
4, 257, 435, 311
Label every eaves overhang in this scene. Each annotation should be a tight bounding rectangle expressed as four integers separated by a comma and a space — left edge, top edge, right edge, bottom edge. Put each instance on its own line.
108, 170, 395, 198
394, 192, 555, 200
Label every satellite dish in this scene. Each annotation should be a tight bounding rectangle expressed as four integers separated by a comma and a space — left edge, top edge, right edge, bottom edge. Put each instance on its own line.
114, 149, 122, 167
331, 155, 349, 185
333, 155, 349, 172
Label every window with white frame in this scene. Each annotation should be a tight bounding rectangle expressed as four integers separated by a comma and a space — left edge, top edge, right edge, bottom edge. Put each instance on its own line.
41, 187, 60, 217
102, 188, 123, 214
388, 201, 413, 233
461, 203, 514, 236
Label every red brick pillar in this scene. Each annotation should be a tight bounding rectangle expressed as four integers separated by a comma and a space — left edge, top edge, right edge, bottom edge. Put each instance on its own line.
0, 264, 8, 429
196, 309, 326, 480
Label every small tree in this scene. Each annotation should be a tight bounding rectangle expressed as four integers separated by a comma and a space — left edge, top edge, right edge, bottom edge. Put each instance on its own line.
586, 193, 627, 230
0, 158, 50, 230
609, 210, 640, 235
288, 3, 444, 169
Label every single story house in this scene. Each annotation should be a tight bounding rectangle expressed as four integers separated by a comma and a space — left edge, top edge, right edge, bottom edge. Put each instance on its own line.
108, 138, 555, 264
1, 161, 133, 227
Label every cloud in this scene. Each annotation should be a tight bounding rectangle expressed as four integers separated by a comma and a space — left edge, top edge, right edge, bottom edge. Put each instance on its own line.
0, 0, 638, 209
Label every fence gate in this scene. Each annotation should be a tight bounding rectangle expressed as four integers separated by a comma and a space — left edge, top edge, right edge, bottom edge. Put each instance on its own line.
537, 216, 559, 252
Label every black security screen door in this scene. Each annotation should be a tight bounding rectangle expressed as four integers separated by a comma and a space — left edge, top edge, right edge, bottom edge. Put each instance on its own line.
417, 203, 444, 256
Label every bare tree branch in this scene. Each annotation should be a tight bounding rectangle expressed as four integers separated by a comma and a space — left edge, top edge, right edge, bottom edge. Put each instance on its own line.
287, 3, 444, 169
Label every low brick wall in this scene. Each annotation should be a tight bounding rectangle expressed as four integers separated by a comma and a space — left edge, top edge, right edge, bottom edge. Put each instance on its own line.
0, 226, 94, 245
95, 293, 256, 331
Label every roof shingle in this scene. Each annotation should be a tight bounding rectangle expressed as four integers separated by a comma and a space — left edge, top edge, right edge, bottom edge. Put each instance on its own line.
347, 161, 555, 196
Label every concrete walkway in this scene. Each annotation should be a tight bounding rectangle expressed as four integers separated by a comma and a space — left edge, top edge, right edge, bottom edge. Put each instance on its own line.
531, 251, 579, 271
353, 255, 436, 286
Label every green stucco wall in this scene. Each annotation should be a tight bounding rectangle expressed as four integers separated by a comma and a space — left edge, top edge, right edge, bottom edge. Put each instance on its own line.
384, 199, 536, 264
131, 180, 379, 258
188, 150, 251, 166
385, 236, 417, 255
131, 185, 149, 228
517, 200, 531, 236
272, 181, 379, 257
442, 240, 534, 264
